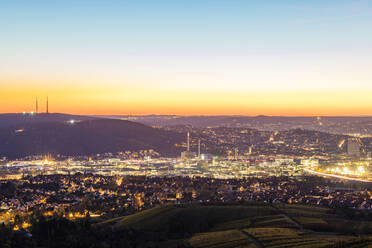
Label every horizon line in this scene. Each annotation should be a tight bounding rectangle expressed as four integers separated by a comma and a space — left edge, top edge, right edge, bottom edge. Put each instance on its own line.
2, 112, 372, 118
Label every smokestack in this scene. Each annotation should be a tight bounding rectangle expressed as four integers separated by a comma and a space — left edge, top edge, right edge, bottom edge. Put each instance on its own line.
198, 139, 201, 158
187, 132, 190, 152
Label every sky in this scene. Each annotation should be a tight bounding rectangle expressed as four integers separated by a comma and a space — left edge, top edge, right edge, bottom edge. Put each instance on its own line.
1, 0, 372, 116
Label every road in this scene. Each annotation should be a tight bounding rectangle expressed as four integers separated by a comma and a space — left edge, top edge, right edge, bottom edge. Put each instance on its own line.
304, 168, 372, 183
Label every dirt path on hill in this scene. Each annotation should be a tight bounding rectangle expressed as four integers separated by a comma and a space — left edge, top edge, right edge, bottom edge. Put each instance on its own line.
239, 229, 264, 248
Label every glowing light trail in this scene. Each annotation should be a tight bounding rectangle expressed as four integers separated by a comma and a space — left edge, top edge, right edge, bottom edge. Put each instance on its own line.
304, 168, 372, 183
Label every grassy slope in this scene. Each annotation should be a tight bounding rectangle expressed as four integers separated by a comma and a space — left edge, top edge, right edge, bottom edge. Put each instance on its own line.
97, 203, 372, 247
189, 230, 257, 248
276, 203, 372, 234
110, 204, 274, 233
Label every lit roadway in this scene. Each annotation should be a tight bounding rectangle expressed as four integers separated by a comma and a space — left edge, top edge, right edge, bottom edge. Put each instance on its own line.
304, 168, 372, 183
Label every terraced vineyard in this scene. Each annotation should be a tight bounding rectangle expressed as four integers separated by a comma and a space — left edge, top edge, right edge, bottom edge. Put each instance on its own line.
99, 203, 274, 233
96, 203, 372, 247
275, 203, 372, 234
251, 214, 296, 228
243, 227, 369, 248
210, 218, 252, 231
189, 230, 256, 248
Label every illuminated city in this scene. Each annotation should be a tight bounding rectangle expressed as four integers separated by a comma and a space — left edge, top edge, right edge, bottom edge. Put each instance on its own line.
2, 0, 372, 247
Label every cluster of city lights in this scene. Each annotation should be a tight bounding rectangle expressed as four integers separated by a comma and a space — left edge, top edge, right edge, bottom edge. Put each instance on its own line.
326, 166, 366, 176
22, 111, 35, 115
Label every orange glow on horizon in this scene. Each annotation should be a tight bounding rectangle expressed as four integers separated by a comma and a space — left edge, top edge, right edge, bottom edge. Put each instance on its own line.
1, 83, 372, 116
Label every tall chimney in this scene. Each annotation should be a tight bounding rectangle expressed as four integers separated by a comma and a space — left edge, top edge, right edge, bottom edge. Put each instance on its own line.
198, 139, 201, 158
187, 132, 190, 152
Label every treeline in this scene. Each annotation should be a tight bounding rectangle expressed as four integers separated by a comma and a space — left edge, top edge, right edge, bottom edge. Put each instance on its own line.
0, 215, 189, 248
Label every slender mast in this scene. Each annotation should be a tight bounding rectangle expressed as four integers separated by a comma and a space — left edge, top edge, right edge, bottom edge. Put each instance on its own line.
46, 96, 49, 114
36, 97, 38, 114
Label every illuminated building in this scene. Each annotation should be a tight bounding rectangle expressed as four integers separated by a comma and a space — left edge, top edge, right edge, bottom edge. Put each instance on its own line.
348, 138, 361, 158
200, 154, 214, 161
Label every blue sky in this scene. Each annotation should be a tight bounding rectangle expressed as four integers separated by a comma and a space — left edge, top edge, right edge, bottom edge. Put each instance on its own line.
1, 1, 372, 115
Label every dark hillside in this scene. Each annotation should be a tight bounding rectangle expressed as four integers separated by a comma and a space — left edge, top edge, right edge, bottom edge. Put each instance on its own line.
0, 119, 183, 158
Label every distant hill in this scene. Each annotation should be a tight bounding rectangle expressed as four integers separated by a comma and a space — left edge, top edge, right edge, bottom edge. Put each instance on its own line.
0, 113, 98, 128
0, 119, 184, 159
111, 115, 372, 135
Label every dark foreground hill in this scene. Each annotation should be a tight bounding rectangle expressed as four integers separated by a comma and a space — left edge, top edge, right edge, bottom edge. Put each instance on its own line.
3, 203, 372, 247
95, 203, 372, 248
0, 119, 184, 158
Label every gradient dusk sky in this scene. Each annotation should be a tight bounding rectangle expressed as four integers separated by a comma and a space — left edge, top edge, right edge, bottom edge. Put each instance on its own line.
1, 0, 372, 115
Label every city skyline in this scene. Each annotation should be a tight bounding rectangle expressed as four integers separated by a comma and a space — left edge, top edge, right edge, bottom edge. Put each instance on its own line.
1, 0, 372, 115
3, 2, 372, 247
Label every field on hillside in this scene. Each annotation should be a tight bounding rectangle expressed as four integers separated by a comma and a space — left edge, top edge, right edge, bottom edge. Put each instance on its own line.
274, 203, 372, 234
243, 227, 371, 248
97, 203, 372, 247
189, 230, 257, 248
107, 204, 274, 233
